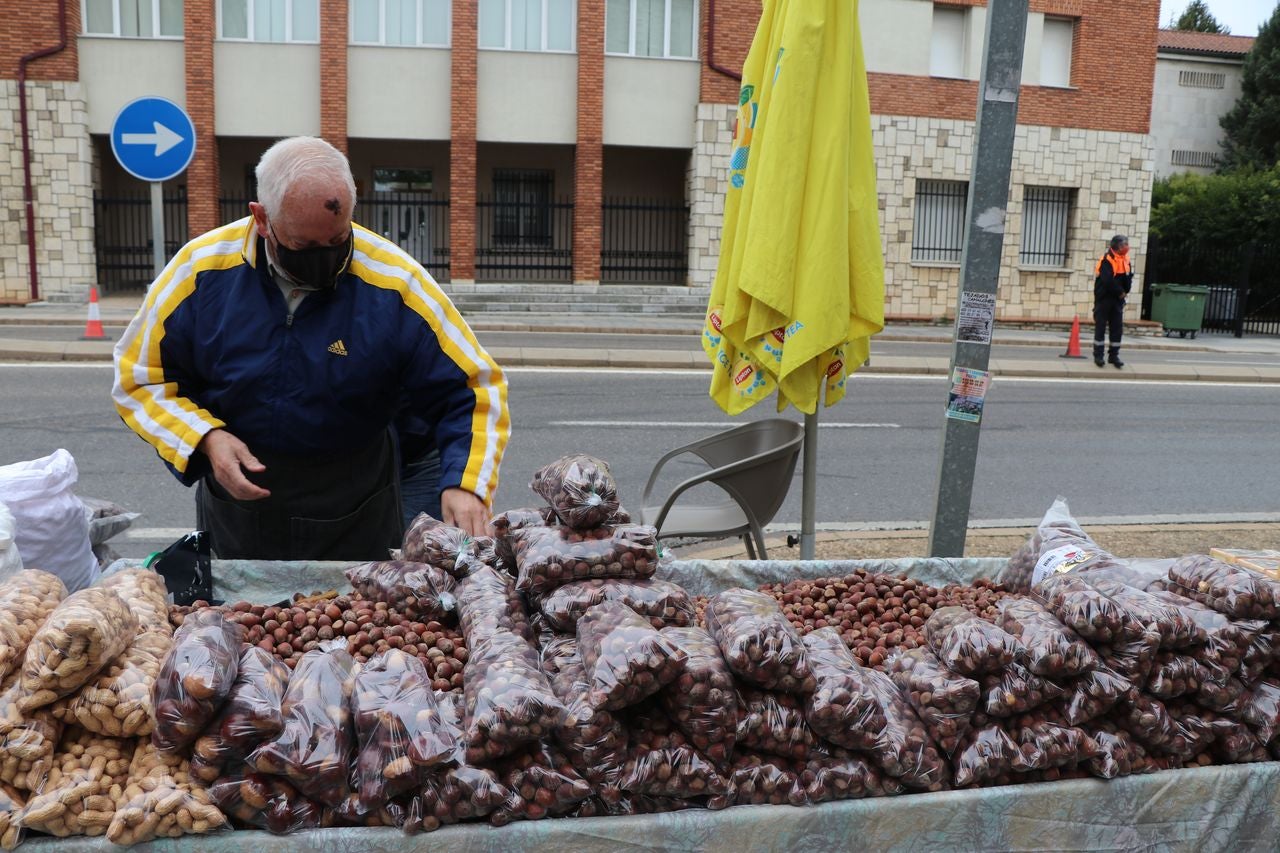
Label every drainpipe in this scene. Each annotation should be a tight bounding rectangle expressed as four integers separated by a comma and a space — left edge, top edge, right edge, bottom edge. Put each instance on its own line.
17, 0, 69, 302
706, 0, 743, 82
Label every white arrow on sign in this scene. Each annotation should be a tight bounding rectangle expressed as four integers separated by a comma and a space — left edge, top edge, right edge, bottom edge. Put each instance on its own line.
120, 121, 184, 157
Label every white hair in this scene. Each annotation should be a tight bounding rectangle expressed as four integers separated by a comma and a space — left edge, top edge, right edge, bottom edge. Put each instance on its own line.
254, 137, 357, 226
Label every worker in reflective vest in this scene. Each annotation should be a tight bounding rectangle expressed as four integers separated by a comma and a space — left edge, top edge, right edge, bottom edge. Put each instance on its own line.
1093, 234, 1134, 368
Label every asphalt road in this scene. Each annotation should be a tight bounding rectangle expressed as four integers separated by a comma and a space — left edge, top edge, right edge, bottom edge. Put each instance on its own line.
1, 364, 1276, 559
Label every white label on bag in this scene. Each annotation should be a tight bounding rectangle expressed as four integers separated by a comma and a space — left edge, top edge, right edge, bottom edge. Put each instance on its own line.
1032, 544, 1099, 587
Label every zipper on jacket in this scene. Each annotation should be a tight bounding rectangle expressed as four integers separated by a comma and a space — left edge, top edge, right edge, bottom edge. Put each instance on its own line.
286, 313, 294, 328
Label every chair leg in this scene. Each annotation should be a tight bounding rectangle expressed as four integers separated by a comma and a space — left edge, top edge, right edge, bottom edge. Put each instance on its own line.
742, 534, 757, 560
750, 523, 769, 560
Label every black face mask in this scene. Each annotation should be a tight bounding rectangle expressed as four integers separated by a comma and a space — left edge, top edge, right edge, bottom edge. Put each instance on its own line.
270, 226, 353, 290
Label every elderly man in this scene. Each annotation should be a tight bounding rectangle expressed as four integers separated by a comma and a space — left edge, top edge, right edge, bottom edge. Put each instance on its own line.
112, 136, 508, 560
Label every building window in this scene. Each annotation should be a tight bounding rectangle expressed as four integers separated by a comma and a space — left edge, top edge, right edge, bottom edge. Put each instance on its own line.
1171, 150, 1218, 168
479, 0, 575, 52
1178, 69, 1226, 89
351, 0, 449, 45
493, 169, 554, 245
911, 179, 968, 264
929, 6, 967, 79
1039, 17, 1074, 88
1020, 186, 1072, 267
606, 0, 696, 59
373, 167, 434, 192
219, 0, 319, 42
84, 0, 183, 37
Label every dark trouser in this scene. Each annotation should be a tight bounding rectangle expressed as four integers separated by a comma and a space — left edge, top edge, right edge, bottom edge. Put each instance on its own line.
1093, 299, 1124, 360
399, 448, 442, 529
196, 432, 403, 561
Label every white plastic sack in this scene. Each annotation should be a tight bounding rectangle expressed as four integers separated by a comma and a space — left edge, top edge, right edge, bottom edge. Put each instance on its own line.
0, 501, 22, 580
0, 450, 98, 591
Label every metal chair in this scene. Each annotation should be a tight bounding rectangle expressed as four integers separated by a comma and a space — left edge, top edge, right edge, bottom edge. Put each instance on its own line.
640, 419, 805, 560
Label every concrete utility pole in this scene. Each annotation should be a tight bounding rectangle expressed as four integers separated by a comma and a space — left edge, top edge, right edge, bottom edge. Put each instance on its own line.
927, 0, 1028, 557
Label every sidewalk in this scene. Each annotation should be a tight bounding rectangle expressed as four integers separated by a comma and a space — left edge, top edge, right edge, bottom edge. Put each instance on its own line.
4, 296, 1280, 382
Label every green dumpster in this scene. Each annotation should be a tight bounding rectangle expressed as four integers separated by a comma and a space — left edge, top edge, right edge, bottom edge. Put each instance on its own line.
1150, 283, 1210, 338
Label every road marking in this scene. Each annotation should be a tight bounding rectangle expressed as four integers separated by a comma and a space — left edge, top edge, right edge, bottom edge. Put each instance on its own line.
124, 527, 195, 540
549, 420, 899, 429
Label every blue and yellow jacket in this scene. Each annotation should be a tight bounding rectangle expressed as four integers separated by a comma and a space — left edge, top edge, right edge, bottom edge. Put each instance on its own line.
111, 217, 510, 504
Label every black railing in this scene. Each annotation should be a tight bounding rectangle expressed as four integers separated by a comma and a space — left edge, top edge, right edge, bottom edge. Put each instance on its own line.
220, 195, 452, 281
1144, 237, 1280, 336
1020, 186, 1071, 267
476, 195, 574, 281
93, 192, 189, 292
911, 180, 968, 263
601, 198, 689, 284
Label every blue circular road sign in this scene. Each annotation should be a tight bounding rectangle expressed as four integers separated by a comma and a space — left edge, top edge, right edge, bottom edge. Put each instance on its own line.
110, 97, 197, 183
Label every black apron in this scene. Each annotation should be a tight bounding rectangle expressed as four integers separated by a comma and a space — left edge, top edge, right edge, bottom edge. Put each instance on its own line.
195, 432, 403, 561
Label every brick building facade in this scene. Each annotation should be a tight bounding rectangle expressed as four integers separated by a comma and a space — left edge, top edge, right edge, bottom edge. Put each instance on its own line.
3, 0, 1160, 320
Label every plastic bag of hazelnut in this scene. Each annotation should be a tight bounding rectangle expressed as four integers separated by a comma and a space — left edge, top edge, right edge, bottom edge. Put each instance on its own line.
540, 636, 628, 785
885, 647, 980, 757
1005, 715, 1099, 771
455, 565, 535, 647
52, 629, 171, 738
1153, 697, 1219, 760
1167, 555, 1280, 620
106, 742, 228, 845
707, 752, 805, 808
1032, 573, 1144, 646
705, 589, 815, 694
924, 606, 1024, 676
461, 631, 565, 764
343, 561, 457, 623
151, 609, 244, 753
402, 692, 509, 832
803, 627, 887, 753
1083, 721, 1148, 779
1092, 627, 1161, 684
995, 598, 1099, 679
488, 507, 557, 574
978, 661, 1064, 717
572, 794, 694, 818
488, 742, 593, 825
352, 649, 457, 813
247, 642, 357, 808
189, 646, 290, 784
1194, 673, 1247, 712
951, 724, 1036, 787
1228, 678, 1280, 743
511, 524, 659, 595
536, 578, 694, 632
576, 600, 687, 712
659, 627, 738, 768
18, 587, 139, 712
1054, 665, 1134, 726
209, 772, 330, 835
1145, 651, 1210, 700
400, 514, 472, 577
1083, 577, 1205, 650
1147, 590, 1262, 679
999, 498, 1127, 593
529, 454, 621, 531
1113, 691, 1182, 753
799, 746, 903, 803
1239, 627, 1280, 683
737, 687, 818, 761
616, 705, 729, 801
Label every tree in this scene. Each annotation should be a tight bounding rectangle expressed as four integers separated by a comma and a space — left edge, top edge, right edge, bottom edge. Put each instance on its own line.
1219, 4, 1280, 170
1174, 1, 1230, 33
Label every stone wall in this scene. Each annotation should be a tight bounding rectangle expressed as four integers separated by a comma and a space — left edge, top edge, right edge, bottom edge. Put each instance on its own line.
686, 102, 733, 290
0, 80, 96, 303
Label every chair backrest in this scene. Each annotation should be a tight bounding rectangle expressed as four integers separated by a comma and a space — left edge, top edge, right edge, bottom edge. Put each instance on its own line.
691, 419, 805, 529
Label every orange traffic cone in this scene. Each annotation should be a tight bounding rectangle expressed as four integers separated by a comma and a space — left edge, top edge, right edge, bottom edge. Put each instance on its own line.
1059, 314, 1085, 359
80, 285, 107, 341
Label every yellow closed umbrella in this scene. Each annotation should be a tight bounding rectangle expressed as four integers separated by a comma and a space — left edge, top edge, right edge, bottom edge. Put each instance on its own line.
702, 0, 883, 417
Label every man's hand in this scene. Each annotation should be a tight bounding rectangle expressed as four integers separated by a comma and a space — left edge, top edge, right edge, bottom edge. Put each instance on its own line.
442, 488, 489, 537
199, 429, 270, 501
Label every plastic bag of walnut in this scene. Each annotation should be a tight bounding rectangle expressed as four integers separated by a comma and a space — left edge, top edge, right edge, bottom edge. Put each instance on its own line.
576, 601, 687, 712
529, 454, 621, 531
659, 627, 738, 769
18, 587, 138, 712
52, 629, 171, 738
189, 646, 290, 784
540, 636, 628, 785
536, 578, 694, 632
0, 675, 61, 793
106, 742, 226, 845
17, 728, 137, 838
247, 642, 358, 808
885, 647, 980, 757
511, 524, 659, 595
208, 772, 330, 835
705, 589, 815, 694
924, 606, 1024, 676
343, 561, 457, 623
152, 609, 244, 753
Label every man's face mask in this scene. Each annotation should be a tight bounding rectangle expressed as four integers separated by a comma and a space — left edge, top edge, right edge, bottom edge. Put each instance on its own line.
270, 225, 353, 290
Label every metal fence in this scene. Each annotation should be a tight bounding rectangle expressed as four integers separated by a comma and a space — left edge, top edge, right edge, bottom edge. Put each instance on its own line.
601, 198, 689, 284
93, 192, 189, 292
476, 195, 574, 281
1020, 186, 1071, 267
1144, 237, 1280, 336
911, 180, 968, 263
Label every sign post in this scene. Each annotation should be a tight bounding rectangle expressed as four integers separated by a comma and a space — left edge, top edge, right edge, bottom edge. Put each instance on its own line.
110, 97, 197, 277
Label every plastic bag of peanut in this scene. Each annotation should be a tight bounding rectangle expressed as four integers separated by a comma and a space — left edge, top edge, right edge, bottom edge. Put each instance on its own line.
705, 588, 815, 694
511, 524, 659, 595
208, 772, 331, 835
17, 729, 136, 837
540, 636, 628, 785
352, 649, 456, 812
52, 629, 170, 738
576, 600, 687, 712
106, 742, 226, 845
886, 646, 980, 757
0, 570, 66, 654
247, 642, 358, 808
530, 454, 621, 531
0, 784, 24, 851
0, 676, 61, 792
18, 587, 138, 712
96, 569, 171, 635
189, 646, 291, 784
400, 514, 472, 578
152, 610, 244, 753
536, 578, 694, 632
659, 626, 738, 769
343, 561, 457, 623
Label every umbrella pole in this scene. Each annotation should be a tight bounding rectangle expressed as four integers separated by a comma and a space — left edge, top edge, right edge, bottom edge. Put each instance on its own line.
800, 408, 819, 560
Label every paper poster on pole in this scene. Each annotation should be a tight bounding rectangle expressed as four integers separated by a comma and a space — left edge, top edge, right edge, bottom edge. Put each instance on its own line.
946, 367, 991, 423
957, 292, 996, 345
